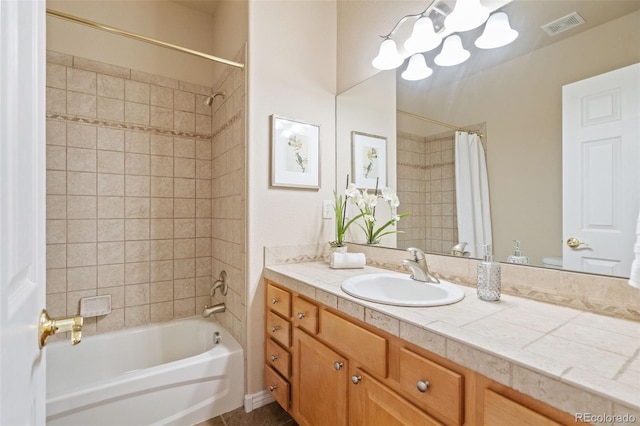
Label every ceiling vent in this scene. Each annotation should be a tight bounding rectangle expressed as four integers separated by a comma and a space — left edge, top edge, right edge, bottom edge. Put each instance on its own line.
541, 12, 585, 36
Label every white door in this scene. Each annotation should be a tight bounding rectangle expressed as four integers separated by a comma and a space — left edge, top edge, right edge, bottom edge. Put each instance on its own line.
562, 63, 640, 277
0, 0, 47, 424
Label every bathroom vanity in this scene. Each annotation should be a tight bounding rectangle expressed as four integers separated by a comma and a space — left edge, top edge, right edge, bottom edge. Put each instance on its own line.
263, 261, 639, 425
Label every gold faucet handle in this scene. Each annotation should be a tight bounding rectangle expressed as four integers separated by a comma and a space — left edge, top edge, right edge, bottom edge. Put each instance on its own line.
39, 309, 84, 348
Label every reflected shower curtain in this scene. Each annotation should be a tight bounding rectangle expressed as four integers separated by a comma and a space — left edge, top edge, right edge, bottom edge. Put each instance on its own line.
454, 131, 492, 258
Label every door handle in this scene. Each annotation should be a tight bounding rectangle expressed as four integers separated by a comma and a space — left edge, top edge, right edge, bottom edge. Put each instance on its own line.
566, 237, 589, 249
39, 309, 83, 348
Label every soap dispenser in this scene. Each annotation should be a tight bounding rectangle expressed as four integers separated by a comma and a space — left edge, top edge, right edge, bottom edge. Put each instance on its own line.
477, 244, 501, 301
507, 240, 529, 264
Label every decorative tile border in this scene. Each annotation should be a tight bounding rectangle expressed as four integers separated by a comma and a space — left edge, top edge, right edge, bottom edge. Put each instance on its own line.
47, 113, 212, 140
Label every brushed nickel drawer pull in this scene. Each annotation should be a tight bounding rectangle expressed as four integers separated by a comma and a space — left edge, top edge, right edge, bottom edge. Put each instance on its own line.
271, 354, 279, 362
271, 326, 280, 332
417, 380, 430, 393
297, 312, 306, 319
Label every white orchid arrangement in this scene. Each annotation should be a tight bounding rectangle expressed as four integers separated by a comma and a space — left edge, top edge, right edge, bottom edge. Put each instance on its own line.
345, 182, 409, 244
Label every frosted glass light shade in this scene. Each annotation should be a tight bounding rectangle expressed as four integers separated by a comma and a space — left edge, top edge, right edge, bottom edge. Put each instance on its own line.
372, 39, 404, 70
401, 54, 433, 81
404, 17, 442, 54
444, 0, 490, 32
475, 12, 518, 49
434, 35, 470, 66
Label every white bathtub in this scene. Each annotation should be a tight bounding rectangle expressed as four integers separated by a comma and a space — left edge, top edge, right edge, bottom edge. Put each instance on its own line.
46, 317, 244, 426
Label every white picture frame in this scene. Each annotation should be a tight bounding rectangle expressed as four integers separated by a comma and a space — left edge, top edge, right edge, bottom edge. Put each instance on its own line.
270, 115, 320, 189
351, 131, 387, 190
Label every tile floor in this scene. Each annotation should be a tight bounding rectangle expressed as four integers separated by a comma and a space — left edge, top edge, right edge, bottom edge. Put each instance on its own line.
195, 402, 297, 426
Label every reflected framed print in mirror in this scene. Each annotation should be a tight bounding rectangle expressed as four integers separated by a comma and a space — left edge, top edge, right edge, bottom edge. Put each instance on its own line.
351, 131, 387, 190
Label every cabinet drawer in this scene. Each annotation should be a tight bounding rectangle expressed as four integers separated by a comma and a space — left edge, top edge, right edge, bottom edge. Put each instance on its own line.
318, 310, 387, 377
265, 364, 290, 411
483, 389, 564, 426
399, 347, 464, 426
267, 311, 291, 348
266, 338, 291, 378
292, 296, 318, 334
267, 282, 291, 318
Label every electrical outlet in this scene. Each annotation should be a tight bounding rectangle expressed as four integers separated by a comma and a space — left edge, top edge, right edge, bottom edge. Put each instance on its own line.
322, 200, 333, 219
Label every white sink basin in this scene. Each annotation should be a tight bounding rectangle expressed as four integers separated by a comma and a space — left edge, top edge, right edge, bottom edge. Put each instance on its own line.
341, 273, 465, 307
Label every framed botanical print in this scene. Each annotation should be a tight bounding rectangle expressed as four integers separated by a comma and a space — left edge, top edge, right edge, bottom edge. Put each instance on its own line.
270, 115, 320, 189
351, 131, 387, 189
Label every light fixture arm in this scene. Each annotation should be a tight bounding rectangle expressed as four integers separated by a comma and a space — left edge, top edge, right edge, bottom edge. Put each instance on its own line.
378, 0, 436, 39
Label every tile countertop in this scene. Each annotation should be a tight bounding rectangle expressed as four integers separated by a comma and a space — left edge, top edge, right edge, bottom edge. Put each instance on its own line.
264, 261, 640, 420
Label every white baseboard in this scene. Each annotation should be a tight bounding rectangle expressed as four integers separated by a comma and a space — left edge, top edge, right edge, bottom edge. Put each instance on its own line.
244, 390, 275, 413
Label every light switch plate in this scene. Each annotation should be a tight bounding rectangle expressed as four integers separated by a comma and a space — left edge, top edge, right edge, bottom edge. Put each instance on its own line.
322, 200, 333, 219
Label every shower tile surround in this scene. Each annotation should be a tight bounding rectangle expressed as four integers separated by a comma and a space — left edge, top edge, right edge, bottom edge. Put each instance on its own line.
397, 130, 458, 252
264, 243, 640, 418
45, 49, 246, 346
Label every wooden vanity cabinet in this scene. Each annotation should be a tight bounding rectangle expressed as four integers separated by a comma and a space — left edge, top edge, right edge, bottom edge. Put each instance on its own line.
474, 376, 575, 426
264, 281, 294, 411
265, 279, 576, 426
292, 328, 349, 426
350, 368, 443, 426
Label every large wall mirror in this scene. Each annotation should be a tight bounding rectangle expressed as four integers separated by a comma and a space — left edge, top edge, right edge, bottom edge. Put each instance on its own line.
336, 0, 640, 278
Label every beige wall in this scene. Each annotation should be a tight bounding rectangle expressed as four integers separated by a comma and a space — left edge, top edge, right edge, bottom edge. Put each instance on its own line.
46, 0, 237, 87
246, 0, 337, 395
398, 10, 640, 264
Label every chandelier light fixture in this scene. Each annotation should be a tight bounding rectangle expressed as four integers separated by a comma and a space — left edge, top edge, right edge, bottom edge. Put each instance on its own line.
371, 0, 519, 81
434, 35, 470, 66
475, 12, 519, 49
401, 54, 434, 80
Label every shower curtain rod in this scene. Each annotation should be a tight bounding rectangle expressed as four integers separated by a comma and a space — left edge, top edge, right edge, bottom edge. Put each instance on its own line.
46, 9, 245, 69
397, 110, 483, 138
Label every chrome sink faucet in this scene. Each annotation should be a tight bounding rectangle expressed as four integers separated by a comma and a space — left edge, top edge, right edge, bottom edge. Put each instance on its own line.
403, 247, 440, 284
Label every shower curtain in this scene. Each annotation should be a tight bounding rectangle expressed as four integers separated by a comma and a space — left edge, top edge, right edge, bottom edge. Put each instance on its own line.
454, 131, 492, 258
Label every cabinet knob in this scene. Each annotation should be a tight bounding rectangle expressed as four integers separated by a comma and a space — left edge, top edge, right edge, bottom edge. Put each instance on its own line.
297, 312, 306, 319
271, 298, 279, 304
416, 380, 430, 393
271, 354, 279, 362
269, 385, 277, 392
334, 361, 344, 370
271, 325, 280, 332
351, 375, 362, 384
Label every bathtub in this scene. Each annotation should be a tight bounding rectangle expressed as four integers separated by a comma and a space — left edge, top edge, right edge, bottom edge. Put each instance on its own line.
46, 317, 244, 426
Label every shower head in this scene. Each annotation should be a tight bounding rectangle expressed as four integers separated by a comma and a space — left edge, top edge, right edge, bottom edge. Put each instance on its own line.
203, 91, 226, 106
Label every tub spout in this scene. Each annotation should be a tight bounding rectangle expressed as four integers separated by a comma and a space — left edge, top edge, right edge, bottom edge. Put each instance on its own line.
202, 303, 226, 318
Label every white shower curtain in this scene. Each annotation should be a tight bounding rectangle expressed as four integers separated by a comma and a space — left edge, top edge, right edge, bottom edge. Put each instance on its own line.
455, 131, 492, 258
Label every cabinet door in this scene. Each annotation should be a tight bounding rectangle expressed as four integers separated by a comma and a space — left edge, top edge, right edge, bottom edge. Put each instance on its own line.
292, 328, 348, 426
350, 369, 443, 426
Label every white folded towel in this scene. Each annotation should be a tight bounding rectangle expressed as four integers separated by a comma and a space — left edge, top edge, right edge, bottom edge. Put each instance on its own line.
330, 252, 366, 269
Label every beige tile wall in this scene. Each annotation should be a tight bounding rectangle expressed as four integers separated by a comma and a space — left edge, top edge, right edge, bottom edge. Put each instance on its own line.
45, 50, 217, 336
397, 131, 457, 253
209, 48, 247, 350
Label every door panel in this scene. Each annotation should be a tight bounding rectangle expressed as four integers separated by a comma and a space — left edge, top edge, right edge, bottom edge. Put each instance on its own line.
562, 63, 640, 277
0, 0, 47, 424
